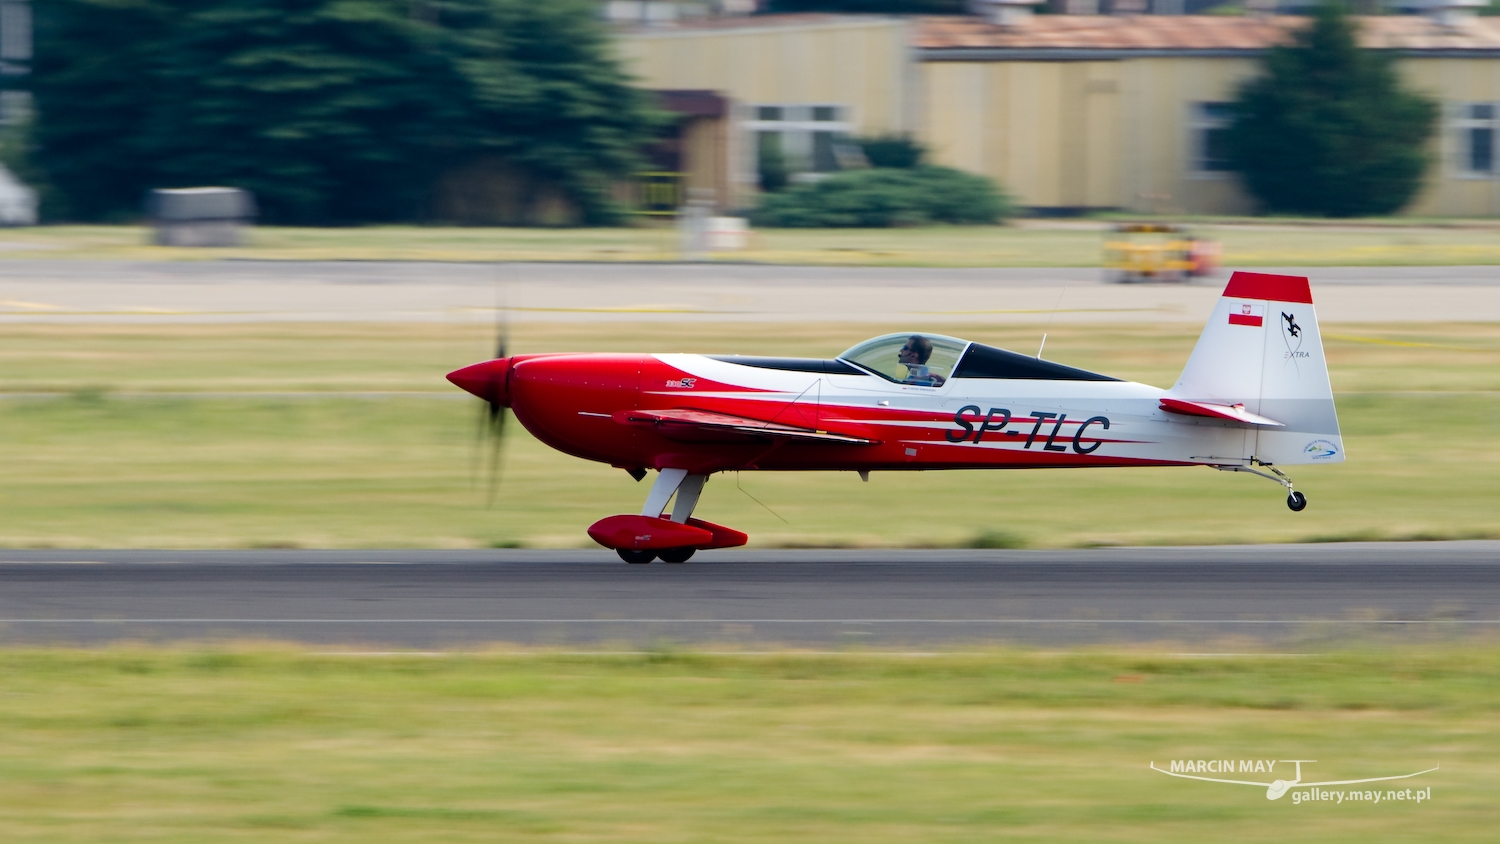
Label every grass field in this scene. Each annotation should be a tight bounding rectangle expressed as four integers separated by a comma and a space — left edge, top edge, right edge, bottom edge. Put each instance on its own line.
1, 321, 1496, 549
8, 221, 1500, 266
0, 648, 1491, 843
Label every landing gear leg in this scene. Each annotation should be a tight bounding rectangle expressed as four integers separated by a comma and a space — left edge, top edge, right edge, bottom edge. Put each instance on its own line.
618, 470, 711, 563
1213, 460, 1307, 512
658, 473, 708, 563
641, 468, 689, 518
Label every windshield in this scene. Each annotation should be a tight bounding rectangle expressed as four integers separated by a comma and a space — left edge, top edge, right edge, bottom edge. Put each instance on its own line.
838, 333, 969, 386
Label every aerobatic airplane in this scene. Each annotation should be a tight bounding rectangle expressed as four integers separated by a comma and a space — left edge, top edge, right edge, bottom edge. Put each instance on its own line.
448, 271, 1342, 563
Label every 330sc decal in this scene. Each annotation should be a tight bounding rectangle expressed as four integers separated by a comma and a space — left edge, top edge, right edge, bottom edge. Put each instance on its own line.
945, 406, 1110, 454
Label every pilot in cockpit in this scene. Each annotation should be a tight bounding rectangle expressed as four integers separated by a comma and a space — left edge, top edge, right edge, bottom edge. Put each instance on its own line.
897, 335, 946, 386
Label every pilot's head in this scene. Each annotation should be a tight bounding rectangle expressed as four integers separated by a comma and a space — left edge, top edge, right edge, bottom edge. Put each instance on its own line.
898, 335, 933, 366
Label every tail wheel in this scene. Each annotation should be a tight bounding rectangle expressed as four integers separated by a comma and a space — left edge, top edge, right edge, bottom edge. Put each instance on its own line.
1286, 491, 1307, 512
657, 547, 696, 564
617, 549, 656, 564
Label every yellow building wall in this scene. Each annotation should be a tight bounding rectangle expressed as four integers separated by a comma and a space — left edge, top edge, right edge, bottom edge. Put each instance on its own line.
617, 19, 914, 134
922, 58, 1261, 213
922, 62, 1121, 209
1399, 58, 1500, 217
623, 22, 1500, 217
922, 54, 1500, 216
618, 19, 913, 208
1116, 58, 1260, 215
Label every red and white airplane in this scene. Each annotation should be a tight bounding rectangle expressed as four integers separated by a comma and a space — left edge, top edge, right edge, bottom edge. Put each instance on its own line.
448, 271, 1342, 563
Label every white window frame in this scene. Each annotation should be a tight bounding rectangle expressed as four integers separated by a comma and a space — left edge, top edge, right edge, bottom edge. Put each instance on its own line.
1452, 102, 1499, 180
743, 104, 854, 183
1186, 101, 1233, 179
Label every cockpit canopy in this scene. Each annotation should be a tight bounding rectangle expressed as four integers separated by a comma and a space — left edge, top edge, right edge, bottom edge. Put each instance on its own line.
839, 332, 1118, 386
839, 333, 967, 386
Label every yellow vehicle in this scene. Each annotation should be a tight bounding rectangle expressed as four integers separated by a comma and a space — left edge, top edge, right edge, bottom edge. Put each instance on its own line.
1103, 223, 1219, 283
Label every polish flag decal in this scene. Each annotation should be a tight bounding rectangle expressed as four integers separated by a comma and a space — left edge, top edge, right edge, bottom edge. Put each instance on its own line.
1228, 302, 1265, 327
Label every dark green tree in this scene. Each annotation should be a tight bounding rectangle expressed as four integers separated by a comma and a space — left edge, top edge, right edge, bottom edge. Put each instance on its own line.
30, 0, 660, 223
764, 1, 965, 11
1224, 2, 1437, 217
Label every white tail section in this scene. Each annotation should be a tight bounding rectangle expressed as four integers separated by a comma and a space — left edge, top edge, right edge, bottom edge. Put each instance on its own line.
1168, 272, 1343, 466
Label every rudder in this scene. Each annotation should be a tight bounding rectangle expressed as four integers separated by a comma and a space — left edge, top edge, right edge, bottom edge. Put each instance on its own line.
1168, 272, 1343, 466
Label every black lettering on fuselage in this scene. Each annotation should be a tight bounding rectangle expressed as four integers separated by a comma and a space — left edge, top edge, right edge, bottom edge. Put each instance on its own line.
949, 407, 1112, 455
1024, 412, 1057, 448
947, 405, 982, 443
1042, 414, 1069, 451
1072, 415, 1110, 454
974, 408, 1011, 443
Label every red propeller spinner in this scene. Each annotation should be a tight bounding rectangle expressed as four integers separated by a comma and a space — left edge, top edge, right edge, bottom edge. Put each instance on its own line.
447, 358, 512, 407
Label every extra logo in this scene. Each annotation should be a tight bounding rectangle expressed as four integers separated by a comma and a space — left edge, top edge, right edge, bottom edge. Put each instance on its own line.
665, 378, 696, 388
1151, 758, 1436, 804
1304, 439, 1339, 460
1282, 311, 1310, 363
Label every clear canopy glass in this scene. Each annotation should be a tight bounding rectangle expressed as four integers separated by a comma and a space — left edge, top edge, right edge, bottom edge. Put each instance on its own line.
838, 332, 969, 386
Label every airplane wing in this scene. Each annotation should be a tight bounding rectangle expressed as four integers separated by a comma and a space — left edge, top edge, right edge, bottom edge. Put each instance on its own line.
613, 408, 877, 445
1160, 398, 1284, 427
1148, 763, 1269, 787
1300, 766, 1439, 788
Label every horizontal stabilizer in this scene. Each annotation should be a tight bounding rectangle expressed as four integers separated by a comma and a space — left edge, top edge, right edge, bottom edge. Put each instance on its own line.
614, 408, 876, 445
1160, 398, 1284, 427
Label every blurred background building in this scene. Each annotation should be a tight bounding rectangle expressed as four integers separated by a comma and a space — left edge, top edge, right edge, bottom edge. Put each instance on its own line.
0, 0, 33, 225
616, 1, 1500, 216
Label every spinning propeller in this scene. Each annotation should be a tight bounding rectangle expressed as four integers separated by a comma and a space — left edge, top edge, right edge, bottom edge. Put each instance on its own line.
448, 309, 514, 504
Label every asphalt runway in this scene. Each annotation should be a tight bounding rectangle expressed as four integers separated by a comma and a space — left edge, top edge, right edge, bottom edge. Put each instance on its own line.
3, 542, 1497, 649
3, 260, 1499, 324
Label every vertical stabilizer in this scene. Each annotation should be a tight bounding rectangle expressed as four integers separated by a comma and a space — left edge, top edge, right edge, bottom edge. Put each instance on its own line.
1168, 272, 1343, 465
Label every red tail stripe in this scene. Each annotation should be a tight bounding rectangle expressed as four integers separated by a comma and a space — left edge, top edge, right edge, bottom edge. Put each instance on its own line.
1223, 271, 1313, 305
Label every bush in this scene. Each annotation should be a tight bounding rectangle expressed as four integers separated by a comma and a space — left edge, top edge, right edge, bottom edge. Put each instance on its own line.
750, 166, 1011, 228
856, 134, 926, 169
758, 142, 790, 193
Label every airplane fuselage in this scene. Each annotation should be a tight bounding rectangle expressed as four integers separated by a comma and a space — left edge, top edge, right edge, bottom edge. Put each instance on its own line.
508, 352, 1256, 474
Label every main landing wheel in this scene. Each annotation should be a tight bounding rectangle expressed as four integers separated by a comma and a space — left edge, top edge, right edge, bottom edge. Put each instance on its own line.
1286, 491, 1308, 512
657, 547, 696, 564
617, 548, 656, 564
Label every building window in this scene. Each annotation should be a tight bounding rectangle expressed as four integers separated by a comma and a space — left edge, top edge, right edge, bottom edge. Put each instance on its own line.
1454, 103, 1498, 177
744, 104, 854, 178
1189, 102, 1234, 176
0, 0, 31, 63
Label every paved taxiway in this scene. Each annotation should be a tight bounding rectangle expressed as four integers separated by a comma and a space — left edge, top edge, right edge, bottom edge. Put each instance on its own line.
3, 542, 1497, 648
4, 261, 1499, 324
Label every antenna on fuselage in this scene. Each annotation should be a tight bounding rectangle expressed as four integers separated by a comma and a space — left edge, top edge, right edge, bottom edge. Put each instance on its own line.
1038, 285, 1067, 359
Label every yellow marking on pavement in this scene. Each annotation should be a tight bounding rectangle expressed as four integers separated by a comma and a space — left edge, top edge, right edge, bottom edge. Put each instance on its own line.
1325, 333, 1494, 352
920, 307, 1165, 315
462, 305, 713, 314
0, 300, 62, 310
